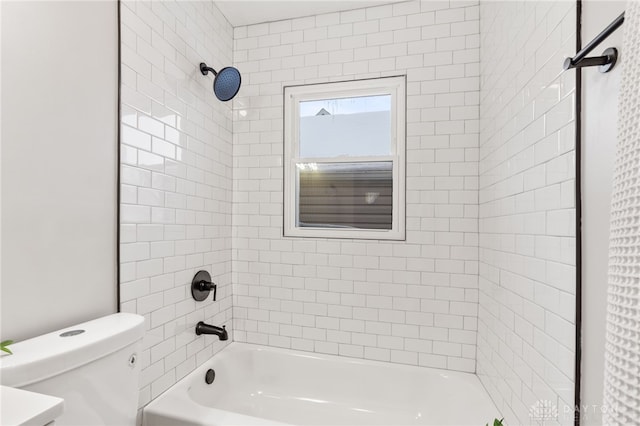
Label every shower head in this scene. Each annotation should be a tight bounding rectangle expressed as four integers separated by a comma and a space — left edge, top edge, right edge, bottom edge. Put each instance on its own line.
200, 62, 241, 102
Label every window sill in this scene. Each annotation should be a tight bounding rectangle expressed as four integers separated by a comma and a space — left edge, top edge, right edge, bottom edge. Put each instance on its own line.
284, 227, 405, 241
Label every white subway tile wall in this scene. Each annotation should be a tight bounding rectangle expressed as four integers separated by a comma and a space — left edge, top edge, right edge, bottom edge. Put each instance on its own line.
232, 0, 481, 373
477, 1, 576, 424
119, 0, 234, 410
119, 1, 579, 421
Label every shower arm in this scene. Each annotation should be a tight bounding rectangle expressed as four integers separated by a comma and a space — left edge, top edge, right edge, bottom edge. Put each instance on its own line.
200, 63, 218, 76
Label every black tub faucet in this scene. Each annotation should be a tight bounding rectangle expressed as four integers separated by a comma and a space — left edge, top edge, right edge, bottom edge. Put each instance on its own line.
195, 322, 228, 341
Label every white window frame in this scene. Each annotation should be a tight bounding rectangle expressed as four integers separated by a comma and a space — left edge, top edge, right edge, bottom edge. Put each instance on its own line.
284, 76, 406, 240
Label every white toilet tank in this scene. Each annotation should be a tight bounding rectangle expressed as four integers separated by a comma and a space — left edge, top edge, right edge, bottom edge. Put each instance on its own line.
0, 313, 145, 425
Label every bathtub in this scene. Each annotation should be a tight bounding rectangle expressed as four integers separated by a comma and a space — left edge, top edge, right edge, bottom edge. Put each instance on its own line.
143, 343, 499, 425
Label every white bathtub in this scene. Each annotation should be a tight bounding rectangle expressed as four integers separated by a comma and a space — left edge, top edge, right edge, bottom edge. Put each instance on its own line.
143, 343, 499, 426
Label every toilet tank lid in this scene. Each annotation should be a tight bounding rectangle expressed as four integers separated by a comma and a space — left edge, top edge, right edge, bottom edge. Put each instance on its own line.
0, 313, 145, 388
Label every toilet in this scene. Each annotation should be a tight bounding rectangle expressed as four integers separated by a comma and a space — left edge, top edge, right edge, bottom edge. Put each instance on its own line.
0, 313, 145, 425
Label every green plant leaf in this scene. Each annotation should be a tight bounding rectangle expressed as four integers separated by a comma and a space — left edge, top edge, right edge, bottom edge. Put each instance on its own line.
1, 340, 14, 355
493, 418, 504, 426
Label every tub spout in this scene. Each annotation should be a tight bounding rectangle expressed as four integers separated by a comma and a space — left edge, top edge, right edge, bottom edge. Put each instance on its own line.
195, 322, 228, 340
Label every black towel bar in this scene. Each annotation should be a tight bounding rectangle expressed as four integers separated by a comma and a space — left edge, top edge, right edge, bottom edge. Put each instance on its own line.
563, 12, 624, 73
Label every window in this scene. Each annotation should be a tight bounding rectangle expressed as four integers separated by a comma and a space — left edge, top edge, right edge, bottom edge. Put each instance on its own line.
284, 76, 406, 240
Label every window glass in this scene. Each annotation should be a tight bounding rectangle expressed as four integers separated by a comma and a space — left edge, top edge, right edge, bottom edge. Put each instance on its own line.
297, 162, 392, 230
299, 95, 391, 158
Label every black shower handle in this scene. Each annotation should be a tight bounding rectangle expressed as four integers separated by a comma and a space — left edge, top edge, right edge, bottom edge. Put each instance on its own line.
197, 280, 217, 301
191, 270, 217, 302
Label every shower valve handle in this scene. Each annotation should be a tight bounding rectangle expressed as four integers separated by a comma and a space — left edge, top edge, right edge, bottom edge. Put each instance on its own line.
191, 270, 217, 302
197, 280, 217, 301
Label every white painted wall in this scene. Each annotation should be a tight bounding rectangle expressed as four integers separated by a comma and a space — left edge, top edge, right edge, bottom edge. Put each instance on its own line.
233, 0, 481, 372
118, 0, 234, 409
580, 1, 625, 424
478, 2, 577, 424
1, 1, 118, 342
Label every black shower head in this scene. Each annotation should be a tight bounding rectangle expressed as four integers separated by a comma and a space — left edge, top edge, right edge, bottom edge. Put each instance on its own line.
200, 62, 241, 102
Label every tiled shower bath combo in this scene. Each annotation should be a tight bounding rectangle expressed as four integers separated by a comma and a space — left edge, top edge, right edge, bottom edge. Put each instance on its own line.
1, 0, 638, 425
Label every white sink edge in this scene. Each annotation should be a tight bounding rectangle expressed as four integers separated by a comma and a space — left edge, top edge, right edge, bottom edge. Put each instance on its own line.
0, 385, 64, 426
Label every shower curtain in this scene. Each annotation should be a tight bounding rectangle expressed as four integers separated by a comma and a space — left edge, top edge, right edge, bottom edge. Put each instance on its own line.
603, 1, 640, 424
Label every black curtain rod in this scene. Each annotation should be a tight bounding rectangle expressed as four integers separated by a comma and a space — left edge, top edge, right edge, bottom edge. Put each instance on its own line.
564, 11, 625, 72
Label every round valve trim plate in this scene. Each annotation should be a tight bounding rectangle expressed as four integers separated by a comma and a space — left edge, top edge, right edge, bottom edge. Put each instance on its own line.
192, 270, 213, 301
